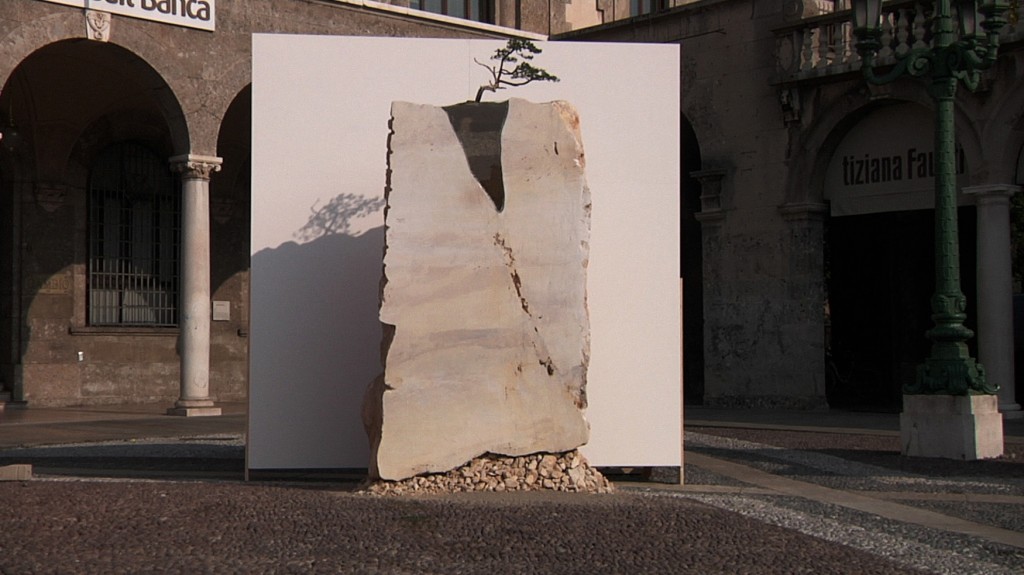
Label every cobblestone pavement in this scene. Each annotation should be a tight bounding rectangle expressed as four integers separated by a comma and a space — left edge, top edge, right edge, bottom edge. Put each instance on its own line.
0, 407, 1022, 574
677, 427, 1024, 575
0, 477, 936, 575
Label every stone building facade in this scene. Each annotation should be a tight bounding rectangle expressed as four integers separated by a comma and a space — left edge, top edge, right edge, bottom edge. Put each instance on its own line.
564, 0, 1024, 415
0, 0, 573, 408
5, 0, 1023, 417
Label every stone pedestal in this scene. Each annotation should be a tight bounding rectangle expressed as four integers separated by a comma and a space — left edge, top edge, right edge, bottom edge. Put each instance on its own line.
900, 394, 1004, 459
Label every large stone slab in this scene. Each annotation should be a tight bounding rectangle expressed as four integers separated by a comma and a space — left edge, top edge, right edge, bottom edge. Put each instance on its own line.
364, 98, 592, 481
900, 394, 1004, 460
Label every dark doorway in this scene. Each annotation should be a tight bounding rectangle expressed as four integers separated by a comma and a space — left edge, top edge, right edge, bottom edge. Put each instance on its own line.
826, 207, 978, 411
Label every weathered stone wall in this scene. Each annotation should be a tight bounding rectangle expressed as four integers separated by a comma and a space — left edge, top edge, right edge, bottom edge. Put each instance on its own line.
564, 0, 1024, 409
563, 1, 828, 407
677, 1, 826, 408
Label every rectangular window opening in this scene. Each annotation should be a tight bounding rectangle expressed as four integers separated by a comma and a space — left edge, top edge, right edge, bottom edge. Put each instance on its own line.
87, 142, 180, 327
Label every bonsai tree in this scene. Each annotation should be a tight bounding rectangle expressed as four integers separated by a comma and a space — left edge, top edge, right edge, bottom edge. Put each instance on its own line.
475, 39, 559, 102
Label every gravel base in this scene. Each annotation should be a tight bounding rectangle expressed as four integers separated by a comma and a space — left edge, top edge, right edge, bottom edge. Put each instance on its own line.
362, 451, 613, 495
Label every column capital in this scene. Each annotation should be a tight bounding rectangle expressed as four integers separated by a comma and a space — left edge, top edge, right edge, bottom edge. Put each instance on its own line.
963, 184, 1021, 200
170, 154, 223, 180
691, 168, 728, 224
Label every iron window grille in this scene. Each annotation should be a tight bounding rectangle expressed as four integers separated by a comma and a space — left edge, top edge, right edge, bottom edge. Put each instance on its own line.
87, 142, 180, 327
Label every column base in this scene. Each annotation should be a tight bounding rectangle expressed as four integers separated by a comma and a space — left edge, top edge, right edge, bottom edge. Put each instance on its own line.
167, 399, 222, 417
900, 394, 1004, 460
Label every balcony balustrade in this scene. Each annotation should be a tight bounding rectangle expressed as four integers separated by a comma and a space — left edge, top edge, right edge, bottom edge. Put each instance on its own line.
775, 1, 1023, 83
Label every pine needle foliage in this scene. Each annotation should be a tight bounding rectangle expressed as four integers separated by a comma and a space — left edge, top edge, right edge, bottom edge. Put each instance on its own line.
475, 39, 559, 102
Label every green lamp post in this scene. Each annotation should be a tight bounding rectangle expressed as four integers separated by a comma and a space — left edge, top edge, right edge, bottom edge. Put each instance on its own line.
851, 0, 1008, 397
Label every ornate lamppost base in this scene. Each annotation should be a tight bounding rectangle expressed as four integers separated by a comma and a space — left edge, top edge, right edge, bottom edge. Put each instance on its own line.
900, 394, 1004, 460
850, 0, 1011, 460
912, 353, 988, 395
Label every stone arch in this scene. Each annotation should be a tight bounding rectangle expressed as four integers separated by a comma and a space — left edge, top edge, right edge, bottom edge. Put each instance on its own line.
212, 83, 252, 269
981, 62, 1024, 413
0, 9, 90, 91
0, 11, 191, 156
0, 37, 191, 404
0, 4, 254, 158
794, 82, 985, 410
211, 86, 252, 302
785, 80, 928, 208
3, 39, 189, 179
205, 84, 252, 404
146, 52, 251, 156
983, 70, 1024, 185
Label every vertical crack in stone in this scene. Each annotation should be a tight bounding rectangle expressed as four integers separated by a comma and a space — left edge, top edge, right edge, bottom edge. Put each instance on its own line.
510, 270, 528, 314
495, 232, 557, 378
444, 102, 509, 212
494, 232, 530, 316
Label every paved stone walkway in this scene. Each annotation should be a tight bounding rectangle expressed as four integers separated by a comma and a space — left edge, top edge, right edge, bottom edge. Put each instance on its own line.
0, 404, 1021, 574
674, 428, 1024, 575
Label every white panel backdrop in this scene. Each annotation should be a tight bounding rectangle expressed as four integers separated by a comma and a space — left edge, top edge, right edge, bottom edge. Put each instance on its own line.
249, 34, 680, 470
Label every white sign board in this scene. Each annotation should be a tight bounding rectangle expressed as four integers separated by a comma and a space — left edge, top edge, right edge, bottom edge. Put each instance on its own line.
39, 0, 215, 31
824, 103, 969, 216
249, 35, 681, 471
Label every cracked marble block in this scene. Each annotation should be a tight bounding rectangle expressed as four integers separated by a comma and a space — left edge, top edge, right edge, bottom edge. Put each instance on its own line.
363, 98, 592, 481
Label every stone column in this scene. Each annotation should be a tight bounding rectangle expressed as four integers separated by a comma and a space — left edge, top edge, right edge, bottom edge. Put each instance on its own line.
779, 201, 829, 408
168, 155, 222, 417
965, 184, 1022, 419
692, 169, 726, 406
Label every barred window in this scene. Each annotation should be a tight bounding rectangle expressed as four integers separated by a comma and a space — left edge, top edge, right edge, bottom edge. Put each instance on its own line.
630, 0, 670, 17
88, 142, 180, 326
411, 0, 494, 23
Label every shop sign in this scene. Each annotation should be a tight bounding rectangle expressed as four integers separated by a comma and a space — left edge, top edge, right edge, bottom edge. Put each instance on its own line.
39, 0, 215, 32
824, 103, 968, 217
